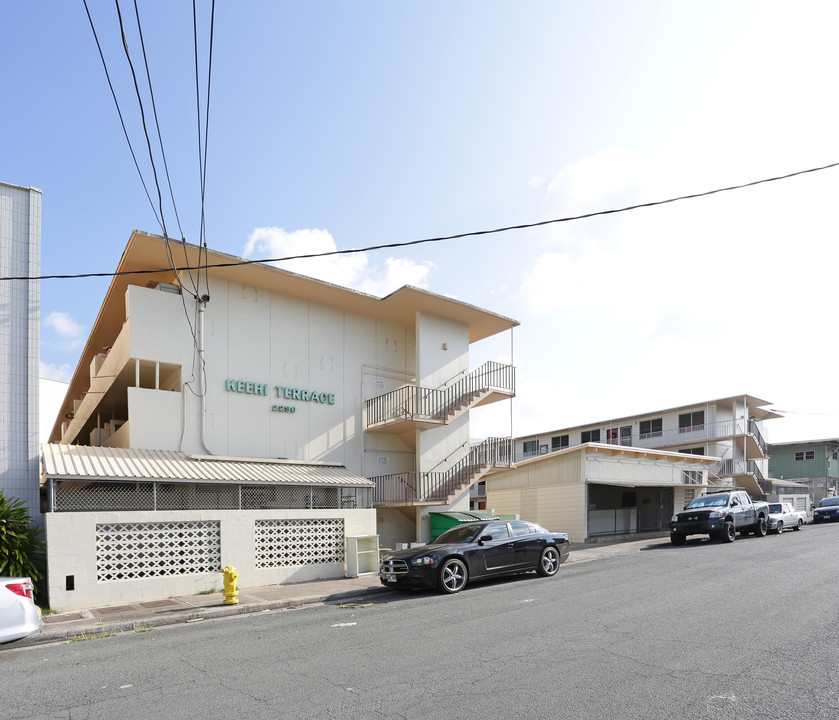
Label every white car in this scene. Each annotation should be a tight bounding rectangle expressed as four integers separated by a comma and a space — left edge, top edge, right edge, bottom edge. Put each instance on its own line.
0, 577, 41, 644
767, 503, 807, 534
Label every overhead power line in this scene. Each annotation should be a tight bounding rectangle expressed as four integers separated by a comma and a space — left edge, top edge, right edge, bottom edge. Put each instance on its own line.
3, 160, 839, 283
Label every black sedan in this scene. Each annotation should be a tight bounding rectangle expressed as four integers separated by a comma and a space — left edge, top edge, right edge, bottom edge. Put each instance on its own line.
379, 520, 570, 594
813, 497, 839, 523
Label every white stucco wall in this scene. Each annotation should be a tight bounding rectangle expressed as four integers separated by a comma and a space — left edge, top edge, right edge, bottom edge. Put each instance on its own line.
124, 279, 423, 477
45, 508, 376, 611
415, 312, 470, 474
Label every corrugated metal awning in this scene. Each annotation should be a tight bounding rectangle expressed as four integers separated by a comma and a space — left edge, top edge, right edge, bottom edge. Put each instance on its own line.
41, 444, 375, 487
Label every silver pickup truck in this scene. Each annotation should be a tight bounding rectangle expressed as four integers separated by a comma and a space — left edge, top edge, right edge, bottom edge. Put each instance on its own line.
670, 489, 770, 544
767, 502, 807, 533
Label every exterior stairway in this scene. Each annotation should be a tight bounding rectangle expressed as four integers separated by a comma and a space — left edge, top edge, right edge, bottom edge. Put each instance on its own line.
371, 437, 512, 506
365, 361, 515, 432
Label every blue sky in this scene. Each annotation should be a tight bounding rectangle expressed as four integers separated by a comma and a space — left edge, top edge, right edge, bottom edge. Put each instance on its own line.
5, 2, 839, 442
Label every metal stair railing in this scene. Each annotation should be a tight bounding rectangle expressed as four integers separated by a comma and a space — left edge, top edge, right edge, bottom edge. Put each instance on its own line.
747, 419, 770, 457
365, 361, 515, 427
371, 437, 512, 505
708, 458, 766, 483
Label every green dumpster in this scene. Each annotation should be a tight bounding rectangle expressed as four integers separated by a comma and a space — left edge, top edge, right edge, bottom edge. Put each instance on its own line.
429, 511, 500, 541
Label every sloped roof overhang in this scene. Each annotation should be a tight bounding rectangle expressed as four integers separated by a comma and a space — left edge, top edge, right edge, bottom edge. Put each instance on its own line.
50, 231, 519, 441
41, 444, 375, 488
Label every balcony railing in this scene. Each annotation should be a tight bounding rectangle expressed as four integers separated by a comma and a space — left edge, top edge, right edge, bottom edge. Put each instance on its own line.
516, 418, 770, 463
365, 361, 515, 428
708, 458, 766, 483
371, 436, 511, 505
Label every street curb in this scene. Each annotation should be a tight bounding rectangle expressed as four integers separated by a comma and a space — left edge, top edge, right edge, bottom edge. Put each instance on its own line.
12, 584, 391, 650
7, 537, 669, 651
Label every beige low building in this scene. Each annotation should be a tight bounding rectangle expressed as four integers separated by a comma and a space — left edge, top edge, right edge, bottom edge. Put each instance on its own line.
486, 443, 720, 543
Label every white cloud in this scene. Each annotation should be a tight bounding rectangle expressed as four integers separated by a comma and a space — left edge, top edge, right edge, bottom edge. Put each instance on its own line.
244, 226, 435, 296
546, 148, 647, 213
44, 311, 84, 339
39, 361, 74, 383
507, 143, 839, 442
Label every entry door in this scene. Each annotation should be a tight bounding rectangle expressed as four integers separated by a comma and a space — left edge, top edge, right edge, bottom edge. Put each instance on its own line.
637, 488, 672, 530
637, 488, 659, 531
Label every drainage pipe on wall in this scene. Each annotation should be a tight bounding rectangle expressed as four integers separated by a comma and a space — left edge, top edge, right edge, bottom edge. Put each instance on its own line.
198, 294, 213, 455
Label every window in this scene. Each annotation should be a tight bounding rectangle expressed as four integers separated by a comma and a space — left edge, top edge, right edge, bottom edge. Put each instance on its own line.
523, 440, 537, 455
552, 434, 569, 450
679, 411, 704, 432
680, 447, 704, 456
581, 429, 601, 443
794, 450, 815, 461
682, 470, 702, 485
510, 522, 535, 537
484, 523, 510, 540
639, 418, 662, 438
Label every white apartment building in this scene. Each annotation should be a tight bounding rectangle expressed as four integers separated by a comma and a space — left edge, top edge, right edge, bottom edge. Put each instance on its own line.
491, 395, 778, 541
42, 230, 516, 609
0, 181, 41, 522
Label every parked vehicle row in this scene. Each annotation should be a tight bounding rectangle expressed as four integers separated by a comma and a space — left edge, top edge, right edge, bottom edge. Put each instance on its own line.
380, 520, 570, 594
669, 489, 770, 545
0, 577, 41, 644
813, 496, 839, 523
767, 503, 807, 533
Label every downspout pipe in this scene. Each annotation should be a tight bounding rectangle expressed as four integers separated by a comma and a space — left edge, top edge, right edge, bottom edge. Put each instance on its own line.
198, 294, 213, 454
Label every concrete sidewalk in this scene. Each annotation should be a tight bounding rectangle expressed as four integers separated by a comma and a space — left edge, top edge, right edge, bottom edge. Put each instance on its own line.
9, 533, 668, 650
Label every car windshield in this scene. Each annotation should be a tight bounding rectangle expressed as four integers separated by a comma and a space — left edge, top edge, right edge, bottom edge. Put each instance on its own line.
769, 504, 783, 513
432, 524, 485, 544
818, 497, 839, 508
686, 495, 729, 508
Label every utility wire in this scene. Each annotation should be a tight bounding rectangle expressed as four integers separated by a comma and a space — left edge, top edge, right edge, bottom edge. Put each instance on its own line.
82, 0, 162, 231
114, 0, 168, 239
193, 0, 216, 300
4, 160, 839, 283
132, 0, 186, 244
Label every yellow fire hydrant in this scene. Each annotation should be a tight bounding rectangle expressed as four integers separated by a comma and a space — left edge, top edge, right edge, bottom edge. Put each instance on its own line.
221, 565, 240, 605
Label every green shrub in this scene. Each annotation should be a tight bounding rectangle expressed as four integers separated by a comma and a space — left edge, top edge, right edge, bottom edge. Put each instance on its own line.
0, 492, 46, 597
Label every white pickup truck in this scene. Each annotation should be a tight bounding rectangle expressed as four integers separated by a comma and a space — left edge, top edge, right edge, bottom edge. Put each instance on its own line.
767, 502, 807, 533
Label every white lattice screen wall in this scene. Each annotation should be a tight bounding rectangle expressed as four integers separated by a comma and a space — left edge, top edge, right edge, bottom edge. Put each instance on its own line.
255, 518, 345, 567
96, 521, 222, 582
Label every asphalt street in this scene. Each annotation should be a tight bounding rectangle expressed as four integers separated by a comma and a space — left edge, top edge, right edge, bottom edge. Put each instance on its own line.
2, 525, 838, 719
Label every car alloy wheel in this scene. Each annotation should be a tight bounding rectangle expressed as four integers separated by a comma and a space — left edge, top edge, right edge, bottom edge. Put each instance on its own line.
755, 517, 768, 537
537, 546, 560, 576
795, 519, 803, 531
722, 521, 736, 542
776, 522, 783, 534
438, 558, 468, 594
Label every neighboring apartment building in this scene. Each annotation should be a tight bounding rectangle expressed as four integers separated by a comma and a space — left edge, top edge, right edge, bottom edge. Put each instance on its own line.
514, 395, 777, 497
769, 438, 839, 505
0, 181, 41, 522
496, 395, 778, 541
42, 230, 516, 609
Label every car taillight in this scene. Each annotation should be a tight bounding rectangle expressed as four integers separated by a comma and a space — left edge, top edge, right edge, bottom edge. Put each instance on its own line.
4, 582, 34, 600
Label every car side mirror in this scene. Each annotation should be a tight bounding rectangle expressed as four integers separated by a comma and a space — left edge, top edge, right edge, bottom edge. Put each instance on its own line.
479, 535, 493, 544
